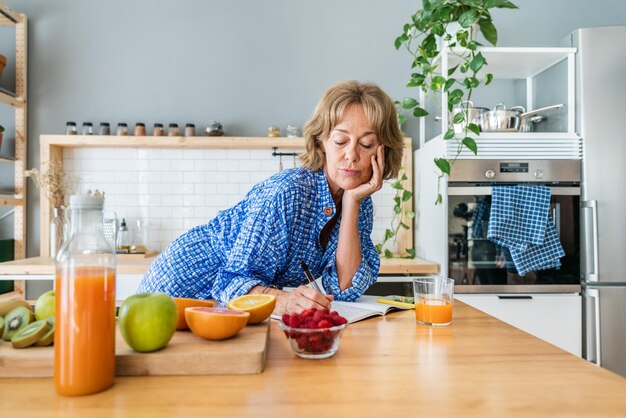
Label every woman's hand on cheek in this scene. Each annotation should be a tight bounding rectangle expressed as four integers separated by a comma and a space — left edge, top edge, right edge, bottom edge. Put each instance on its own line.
345, 145, 385, 203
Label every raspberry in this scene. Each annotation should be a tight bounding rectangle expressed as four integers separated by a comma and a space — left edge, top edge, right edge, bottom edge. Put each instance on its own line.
317, 319, 333, 329
312, 309, 325, 323
281, 314, 291, 326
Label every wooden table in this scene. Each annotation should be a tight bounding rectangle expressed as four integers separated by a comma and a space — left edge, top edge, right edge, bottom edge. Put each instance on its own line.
1, 302, 624, 417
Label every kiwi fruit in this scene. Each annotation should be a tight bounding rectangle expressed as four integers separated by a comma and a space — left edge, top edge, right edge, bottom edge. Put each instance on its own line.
11, 320, 50, 349
0, 299, 32, 317
0, 316, 4, 336
2, 306, 35, 341
35, 317, 55, 347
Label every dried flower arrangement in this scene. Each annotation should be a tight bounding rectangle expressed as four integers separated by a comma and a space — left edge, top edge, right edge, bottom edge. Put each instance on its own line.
24, 162, 76, 211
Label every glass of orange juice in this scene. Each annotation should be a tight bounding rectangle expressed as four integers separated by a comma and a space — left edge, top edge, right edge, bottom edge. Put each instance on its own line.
413, 277, 454, 326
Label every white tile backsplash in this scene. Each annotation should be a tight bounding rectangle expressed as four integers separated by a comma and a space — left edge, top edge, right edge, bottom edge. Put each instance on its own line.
63, 147, 401, 253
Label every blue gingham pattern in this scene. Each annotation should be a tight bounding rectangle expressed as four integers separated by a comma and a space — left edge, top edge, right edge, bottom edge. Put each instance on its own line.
471, 197, 489, 239
487, 186, 564, 276
137, 168, 380, 304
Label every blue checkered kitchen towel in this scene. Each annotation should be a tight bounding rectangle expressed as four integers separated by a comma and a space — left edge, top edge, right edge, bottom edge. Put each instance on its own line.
487, 186, 564, 276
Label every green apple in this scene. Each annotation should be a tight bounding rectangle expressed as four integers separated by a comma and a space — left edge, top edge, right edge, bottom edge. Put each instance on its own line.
118, 292, 178, 353
35, 290, 55, 321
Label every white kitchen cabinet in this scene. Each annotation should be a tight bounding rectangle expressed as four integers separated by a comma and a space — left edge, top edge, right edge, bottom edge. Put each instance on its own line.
455, 293, 581, 356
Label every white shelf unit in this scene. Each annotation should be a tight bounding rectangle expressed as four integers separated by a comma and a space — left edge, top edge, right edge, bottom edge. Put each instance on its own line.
0, 1, 27, 301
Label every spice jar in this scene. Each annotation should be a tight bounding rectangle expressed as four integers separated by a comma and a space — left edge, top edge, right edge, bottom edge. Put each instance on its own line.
286, 125, 300, 138
267, 125, 281, 138
99, 122, 111, 136
185, 123, 196, 137
116, 123, 128, 136
134, 122, 146, 136
204, 121, 224, 136
168, 123, 180, 136
82, 122, 94, 135
66, 122, 77, 135
153, 123, 165, 136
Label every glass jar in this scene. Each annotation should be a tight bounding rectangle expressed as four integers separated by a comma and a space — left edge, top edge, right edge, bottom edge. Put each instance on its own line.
153, 123, 165, 136
134, 123, 146, 136
168, 123, 180, 136
99, 122, 111, 136
116, 218, 131, 253
55, 192, 116, 396
82, 122, 94, 135
267, 125, 281, 138
185, 123, 196, 137
204, 120, 224, 136
286, 125, 300, 138
66, 122, 77, 135
116, 123, 128, 136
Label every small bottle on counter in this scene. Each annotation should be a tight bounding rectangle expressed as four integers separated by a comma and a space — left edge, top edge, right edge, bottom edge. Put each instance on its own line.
185, 123, 196, 137
168, 123, 180, 136
82, 122, 94, 135
267, 125, 281, 138
134, 122, 146, 136
116, 123, 128, 136
153, 123, 165, 136
99, 122, 111, 135
116, 218, 131, 253
66, 122, 77, 135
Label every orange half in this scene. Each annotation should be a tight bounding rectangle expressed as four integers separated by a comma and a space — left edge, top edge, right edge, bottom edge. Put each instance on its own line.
185, 307, 250, 341
173, 297, 216, 330
227, 294, 277, 324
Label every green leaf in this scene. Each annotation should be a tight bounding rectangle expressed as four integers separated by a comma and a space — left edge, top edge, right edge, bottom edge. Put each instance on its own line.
394, 196, 401, 206
375, 243, 383, 254
394, 36, 403, 50
391, 181, 403, 190
458, 10, 478, 28
452, 112, 465, 124
485, 73, 494, 85
400, 222, 410, 230
384, 249, 394, 259
393, 205, 402, 214
487, 0, 519, 9
443, 129, 456, 140
385, 229, 395, 240
435, 193, 443, 205
444, 78, 456, 92
467, 41, 478, 51
462, 136, 478, 155
434, 158, 451, 175
402, 190, 412, 202
431, 75, 446, 90
405, 210, 415, 219
467, 123, 481, 135
413, 107, 429, 117
405, 248, 416, 258
469, 52, 486, 73
479, 18, 498, 46
402, 97, 419, 109
447, 64, 459, 76
401, 173, 408, 181
398, 114, 407, 126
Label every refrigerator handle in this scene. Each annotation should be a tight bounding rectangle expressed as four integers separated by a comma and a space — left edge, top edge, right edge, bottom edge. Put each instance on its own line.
584, 288, 601, 366
581, 200, 599, 281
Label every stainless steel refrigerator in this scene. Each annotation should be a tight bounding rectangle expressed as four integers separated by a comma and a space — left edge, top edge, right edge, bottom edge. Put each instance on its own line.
575, 26, 626, 378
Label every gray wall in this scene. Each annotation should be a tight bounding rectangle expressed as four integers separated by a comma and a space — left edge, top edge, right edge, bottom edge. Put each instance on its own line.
0, 0, 625, 256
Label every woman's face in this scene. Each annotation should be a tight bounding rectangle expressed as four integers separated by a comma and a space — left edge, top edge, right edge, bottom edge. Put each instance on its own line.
322, 104, 380, 199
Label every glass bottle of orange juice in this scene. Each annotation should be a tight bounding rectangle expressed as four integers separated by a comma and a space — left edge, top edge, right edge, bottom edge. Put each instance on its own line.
55, 192, 116, 396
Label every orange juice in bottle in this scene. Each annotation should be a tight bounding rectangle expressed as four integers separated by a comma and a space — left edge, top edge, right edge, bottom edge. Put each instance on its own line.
55, 192, 116, 396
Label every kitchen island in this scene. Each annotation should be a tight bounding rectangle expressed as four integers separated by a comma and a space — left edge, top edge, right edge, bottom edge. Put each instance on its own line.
1, 302, 624, 417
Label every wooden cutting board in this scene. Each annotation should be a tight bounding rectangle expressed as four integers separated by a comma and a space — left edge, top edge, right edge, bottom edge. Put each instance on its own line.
0, 320, 270, 378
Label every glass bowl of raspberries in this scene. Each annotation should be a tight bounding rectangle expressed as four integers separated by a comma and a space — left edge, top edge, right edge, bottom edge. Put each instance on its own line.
279, 308, 348, 359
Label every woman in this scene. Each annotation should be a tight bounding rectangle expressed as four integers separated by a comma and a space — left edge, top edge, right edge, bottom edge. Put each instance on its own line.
138, 80, 405, 314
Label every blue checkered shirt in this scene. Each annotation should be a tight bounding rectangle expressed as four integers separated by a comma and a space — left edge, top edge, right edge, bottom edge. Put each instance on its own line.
487, 186, 564, 276
137, 168, 380, 304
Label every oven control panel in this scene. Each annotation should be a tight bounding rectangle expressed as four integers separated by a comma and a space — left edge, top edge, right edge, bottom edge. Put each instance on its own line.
449, 159, 580, 183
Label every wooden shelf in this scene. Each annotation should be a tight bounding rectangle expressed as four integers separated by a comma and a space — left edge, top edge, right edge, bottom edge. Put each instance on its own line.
0, 91, 25, 108
41, 135, 306, 150
0, 155, 16, 163
0, 1, 21, 26
0, 195, 23, 206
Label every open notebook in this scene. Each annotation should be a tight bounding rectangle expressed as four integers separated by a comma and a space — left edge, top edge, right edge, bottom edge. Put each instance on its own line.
272, 295, 414, 324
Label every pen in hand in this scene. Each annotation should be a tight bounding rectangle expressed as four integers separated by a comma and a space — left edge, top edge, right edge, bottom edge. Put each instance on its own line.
300, 261, 324, 294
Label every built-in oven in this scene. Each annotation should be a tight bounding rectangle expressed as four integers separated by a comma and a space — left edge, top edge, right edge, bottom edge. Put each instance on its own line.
447, 159, 581, 293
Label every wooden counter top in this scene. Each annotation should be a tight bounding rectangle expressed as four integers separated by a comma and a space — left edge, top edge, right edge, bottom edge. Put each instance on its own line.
1, 302, 624, 417
0, 256, 439, 276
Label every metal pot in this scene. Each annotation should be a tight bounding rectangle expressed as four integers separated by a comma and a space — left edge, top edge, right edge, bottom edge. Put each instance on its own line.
451, 101, 489, 134
481, 103, 564, 132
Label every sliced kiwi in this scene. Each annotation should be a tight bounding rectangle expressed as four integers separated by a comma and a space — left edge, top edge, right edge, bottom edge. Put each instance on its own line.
35, 318, 55, 347
0, 316, 4, 336
11, 320, 50, 349
2, 306, 35, 341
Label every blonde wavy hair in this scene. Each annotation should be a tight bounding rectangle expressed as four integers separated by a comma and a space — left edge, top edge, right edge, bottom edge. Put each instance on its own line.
299, 80, 405, 180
